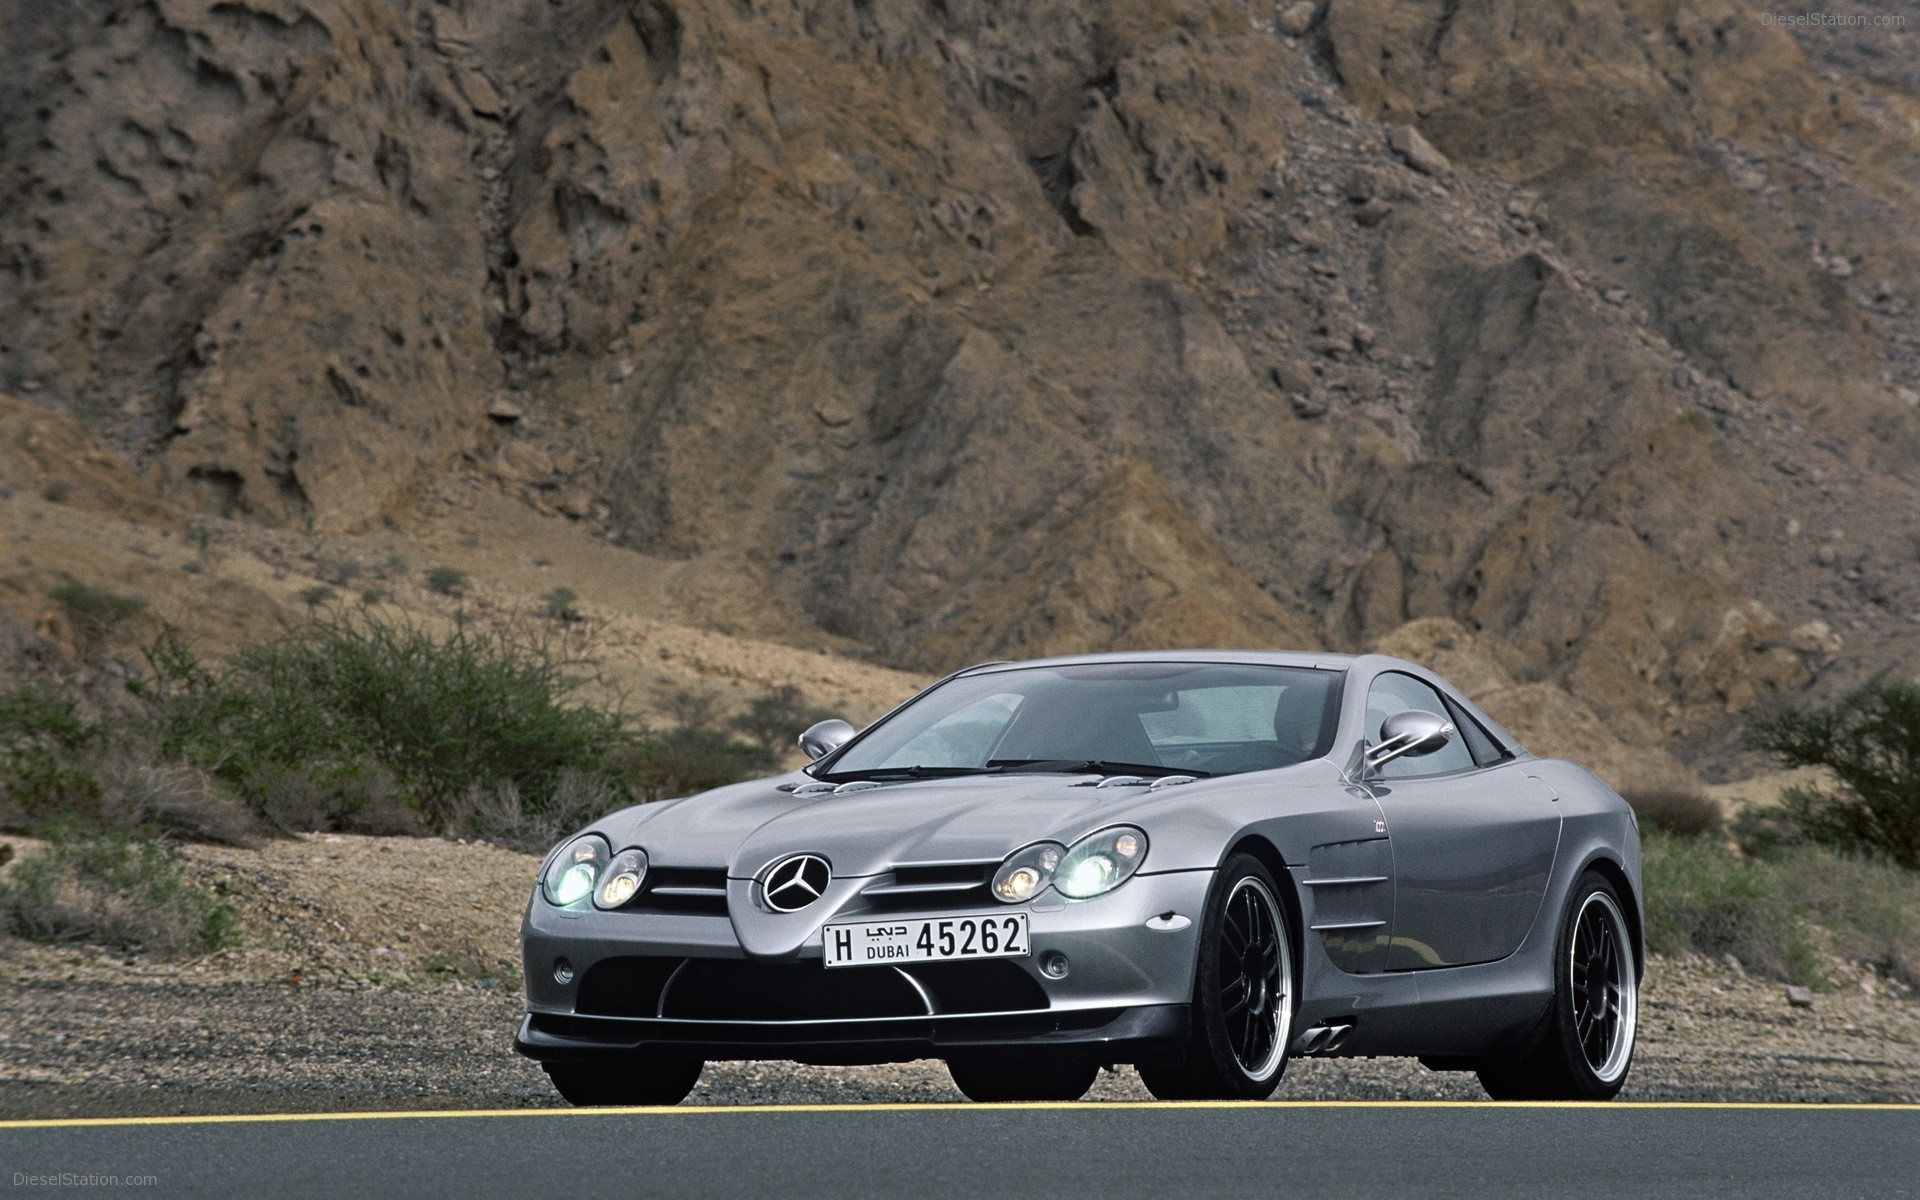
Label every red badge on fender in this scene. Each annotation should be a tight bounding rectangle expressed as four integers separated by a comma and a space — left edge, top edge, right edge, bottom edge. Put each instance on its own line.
1375, 819, 1387, 833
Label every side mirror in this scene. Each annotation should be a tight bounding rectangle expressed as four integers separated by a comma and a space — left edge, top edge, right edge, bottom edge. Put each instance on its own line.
798, 718, 856, 761
1365, 710, 1454, 771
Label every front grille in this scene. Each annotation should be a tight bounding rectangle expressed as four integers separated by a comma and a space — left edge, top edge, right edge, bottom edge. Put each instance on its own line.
628, 866, 729, 915
664, 960, 926, 1021
573, 955, 1049, 1021
905, 960, 1048, 1014
576, 955, 680, 1017
858, 862, 995, 911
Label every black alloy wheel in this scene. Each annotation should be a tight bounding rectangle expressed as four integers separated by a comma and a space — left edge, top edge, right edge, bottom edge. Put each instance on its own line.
1478, 871, 1639, 1100
1138, 852, 1295, 1100
1572, 893, 1629, 1074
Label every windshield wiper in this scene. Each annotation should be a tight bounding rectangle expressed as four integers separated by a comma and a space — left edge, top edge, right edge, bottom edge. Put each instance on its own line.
987, 759, 1209, 779
817, 765, 1006, 783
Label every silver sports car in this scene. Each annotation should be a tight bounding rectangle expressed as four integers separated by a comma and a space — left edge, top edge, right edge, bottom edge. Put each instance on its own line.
516, 651, 1641, 1104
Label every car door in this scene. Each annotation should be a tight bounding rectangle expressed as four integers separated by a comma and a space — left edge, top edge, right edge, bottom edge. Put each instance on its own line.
1360, 672, 1561, 970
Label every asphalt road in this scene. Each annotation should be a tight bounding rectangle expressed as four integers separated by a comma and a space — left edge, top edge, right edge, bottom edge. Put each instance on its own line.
3, 1102, 1916, 1199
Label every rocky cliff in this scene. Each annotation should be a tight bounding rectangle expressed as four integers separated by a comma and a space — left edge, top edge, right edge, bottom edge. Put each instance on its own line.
5, 0, 1919, 774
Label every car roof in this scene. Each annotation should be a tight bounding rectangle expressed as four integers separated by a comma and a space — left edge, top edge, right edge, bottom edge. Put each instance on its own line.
956, 649, 1358, 674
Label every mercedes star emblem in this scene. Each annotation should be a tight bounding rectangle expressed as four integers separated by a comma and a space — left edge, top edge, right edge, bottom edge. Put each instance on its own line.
760, 854, 832, 913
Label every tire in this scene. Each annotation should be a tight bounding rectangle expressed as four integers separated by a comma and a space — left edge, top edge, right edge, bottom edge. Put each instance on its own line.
543, 1054, 704, 1106
1137, 853, 1297, 1101
1477, 871, 1638, 1101
946, 1051, 1098, 1102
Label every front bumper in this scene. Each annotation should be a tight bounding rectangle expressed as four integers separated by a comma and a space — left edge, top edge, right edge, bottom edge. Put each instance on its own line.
517, 869, 1212, 1065
515, 1004, 1189, 1066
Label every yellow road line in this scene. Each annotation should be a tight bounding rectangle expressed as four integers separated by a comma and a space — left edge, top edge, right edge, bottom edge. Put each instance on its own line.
3, 1100, 1917, 1130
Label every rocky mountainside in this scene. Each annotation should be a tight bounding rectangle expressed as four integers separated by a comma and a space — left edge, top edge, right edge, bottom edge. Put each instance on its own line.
5, 0, 1920, 776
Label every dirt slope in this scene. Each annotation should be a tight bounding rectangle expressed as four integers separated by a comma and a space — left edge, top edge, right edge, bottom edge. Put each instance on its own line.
6, 0, 1920, 775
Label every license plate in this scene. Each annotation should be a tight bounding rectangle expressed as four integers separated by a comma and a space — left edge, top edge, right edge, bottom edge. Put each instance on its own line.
823, 914, 1029, 968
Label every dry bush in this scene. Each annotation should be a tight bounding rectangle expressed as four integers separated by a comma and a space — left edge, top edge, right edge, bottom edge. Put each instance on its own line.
242, 761, 425, 837
48, 581, 147, 660
1622, 788, 1724, 838
1643, 831, 1822, 983
1769, 847, 1920, 988
0, 836, 237, 958
448, 770, 621, 854
1644, 831, 1920, 988
98, 760, 261, 846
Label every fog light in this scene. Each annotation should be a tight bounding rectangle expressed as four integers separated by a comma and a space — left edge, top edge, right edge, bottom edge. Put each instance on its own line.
1040, 951, 1070, 979
553, 957, 575, 985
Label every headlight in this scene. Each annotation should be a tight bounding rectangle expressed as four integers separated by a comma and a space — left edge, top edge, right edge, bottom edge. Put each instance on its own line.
1053, 826, 1149, 899
543, 835, 609, 906
595, 848, 649, 909
992, 842, 1065, 903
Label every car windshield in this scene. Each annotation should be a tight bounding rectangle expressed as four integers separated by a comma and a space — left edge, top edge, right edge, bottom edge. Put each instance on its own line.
819, 662, 1340, 781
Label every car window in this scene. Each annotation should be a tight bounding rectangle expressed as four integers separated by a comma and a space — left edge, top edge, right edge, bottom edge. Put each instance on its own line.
1441, 694, 1508, 766
823, 663, 1338, 779
1140, 686, 1282, 744
1365, 671, 1477, 779
865, 693, 1024, 768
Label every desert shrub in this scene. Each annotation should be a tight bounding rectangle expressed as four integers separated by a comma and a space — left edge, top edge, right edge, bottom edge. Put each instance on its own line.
0, 683, 264, 844
145, 614, 630, 825
1728, 801, 1803, 860
239, 760, 424, 836
448, 771, 620, 853
1746, 680, 1920, 868
1765, 846, 1920, 986
0, 686, 95, 753
1621, 788, 1723, 838
49, 581, 147, 659
543, 587, 582, 623
314, 552, 363, 586
1642, 831, 1823, 984
0, 685, 102, 829
95, 760, 261, 846
424, 566, 468, 596
730, 685, 835, 757
0, 835, 238, 958
620, 726, 774, 803
658, 686, 722, 732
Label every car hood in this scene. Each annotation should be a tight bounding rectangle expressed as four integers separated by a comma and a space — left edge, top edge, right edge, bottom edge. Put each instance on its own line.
589, 770, 1256, 879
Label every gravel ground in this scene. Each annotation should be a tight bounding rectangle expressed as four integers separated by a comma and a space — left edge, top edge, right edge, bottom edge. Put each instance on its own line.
2, 834, 1916, 1118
